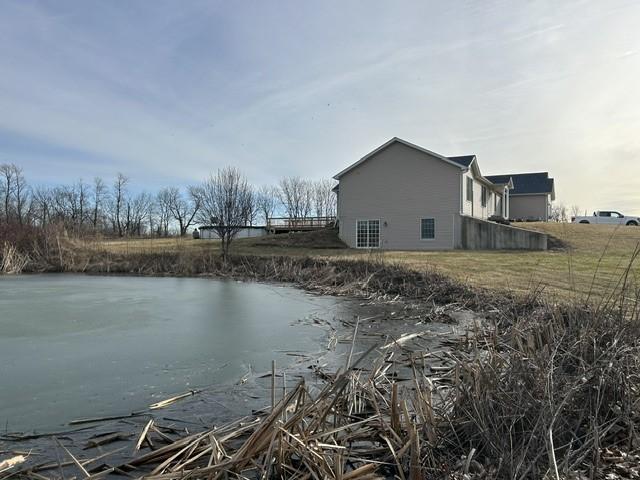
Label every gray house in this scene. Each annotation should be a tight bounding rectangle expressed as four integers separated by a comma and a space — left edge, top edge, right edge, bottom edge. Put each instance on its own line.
486, 172, 555, 221
333, 138, 550, 250
334, 138, 520, 250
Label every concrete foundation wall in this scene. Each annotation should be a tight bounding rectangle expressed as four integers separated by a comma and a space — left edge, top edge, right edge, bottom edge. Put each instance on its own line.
199, 227, 267, 239
455, 215, 547, 250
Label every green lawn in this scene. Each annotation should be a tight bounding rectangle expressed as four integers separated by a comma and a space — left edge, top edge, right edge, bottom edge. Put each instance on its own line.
94, 223, 640, 299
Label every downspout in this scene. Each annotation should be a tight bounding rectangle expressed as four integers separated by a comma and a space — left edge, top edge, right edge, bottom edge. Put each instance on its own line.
502, 187, 506, 218
456, 170, 465, 250
459, 171, 464, 215
506, 187, 510, 219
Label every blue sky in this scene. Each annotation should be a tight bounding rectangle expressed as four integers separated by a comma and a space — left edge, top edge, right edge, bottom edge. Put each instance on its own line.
1, 0, 639, 212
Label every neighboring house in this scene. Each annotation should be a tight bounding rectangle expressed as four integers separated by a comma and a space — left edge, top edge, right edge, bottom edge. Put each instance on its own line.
333, 137, 515, 250
486, 172, 555, 221
196, 226, 267, 240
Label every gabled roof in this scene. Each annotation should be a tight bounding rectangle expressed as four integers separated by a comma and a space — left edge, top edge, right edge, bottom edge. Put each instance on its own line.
485, 172, 555, 199
333, 137, 469, 179
448, 155, 476, 168
485, 174, 512, 185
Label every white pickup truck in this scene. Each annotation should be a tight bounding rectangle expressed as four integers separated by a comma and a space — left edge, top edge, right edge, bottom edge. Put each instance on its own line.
572, 211, 640, 226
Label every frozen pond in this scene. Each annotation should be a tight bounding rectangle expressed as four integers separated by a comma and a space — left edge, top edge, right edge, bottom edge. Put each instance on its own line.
0, 275, 358, 432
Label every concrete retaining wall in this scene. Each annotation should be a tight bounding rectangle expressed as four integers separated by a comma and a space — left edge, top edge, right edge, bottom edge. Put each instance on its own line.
198, 227, 267, 239
456, 215, 547, 250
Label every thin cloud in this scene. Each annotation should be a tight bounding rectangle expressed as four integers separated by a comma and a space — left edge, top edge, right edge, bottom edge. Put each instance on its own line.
0, 0, 639, 213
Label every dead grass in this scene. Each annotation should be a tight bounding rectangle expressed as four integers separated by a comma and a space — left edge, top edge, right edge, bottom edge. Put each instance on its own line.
93, 223, 640, 300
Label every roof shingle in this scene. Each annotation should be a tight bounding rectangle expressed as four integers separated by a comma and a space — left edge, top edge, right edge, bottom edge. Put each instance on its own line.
486, 172, 554, 195
447, 155, 476, 167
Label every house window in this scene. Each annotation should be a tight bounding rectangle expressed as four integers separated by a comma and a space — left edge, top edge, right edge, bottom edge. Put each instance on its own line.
481, 185, 487, 207
356, 220, 380, 248
466, 178, 473, 201
420, 218, 435, 240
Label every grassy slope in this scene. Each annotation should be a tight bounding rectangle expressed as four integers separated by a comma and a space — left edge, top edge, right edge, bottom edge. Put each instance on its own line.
94, 223, 640, 299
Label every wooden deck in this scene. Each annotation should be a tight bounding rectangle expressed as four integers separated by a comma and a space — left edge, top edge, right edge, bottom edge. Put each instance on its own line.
266, 217, 336, 233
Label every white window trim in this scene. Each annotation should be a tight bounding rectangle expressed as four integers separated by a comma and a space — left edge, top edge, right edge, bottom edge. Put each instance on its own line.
355, 219, 381, 249
419, 217, 436, 241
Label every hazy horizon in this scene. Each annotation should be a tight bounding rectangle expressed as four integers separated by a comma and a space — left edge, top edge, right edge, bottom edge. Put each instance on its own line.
2, 1, 639, 213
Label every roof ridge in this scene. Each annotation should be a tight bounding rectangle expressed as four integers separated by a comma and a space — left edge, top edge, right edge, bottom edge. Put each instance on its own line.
333, 137, 467, 179
489, 171, 550, 177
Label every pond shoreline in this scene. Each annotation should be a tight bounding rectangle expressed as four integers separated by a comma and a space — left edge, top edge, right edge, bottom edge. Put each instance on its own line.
4, 250, 640, 478
18, 246, 514, 313
0, 249, 535, 479
0, 268, 472, 478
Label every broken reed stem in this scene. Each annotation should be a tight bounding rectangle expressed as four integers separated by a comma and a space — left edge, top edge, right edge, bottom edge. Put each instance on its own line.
346, 316, 360, 370
271, 359, 276, 413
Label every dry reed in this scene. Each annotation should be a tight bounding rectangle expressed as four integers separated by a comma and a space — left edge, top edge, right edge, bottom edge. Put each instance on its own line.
0, 243, 29, 274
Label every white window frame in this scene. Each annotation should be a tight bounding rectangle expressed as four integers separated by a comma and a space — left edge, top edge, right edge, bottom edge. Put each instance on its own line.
466, 177, 473, 202
481, 185, 487, 207
419, 217, 436, 241
355, 219, 380, 249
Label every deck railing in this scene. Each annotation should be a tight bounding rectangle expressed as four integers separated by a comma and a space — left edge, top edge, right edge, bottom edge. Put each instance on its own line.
266, 216, 336, 229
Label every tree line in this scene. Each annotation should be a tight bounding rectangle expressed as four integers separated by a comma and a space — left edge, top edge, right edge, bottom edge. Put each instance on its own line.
0, 163, 337, 239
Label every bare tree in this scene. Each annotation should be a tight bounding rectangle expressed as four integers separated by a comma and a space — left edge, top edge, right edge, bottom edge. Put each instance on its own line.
92, 177, 108, 231
125, 192, 153, 236
32, 186, 52, 228
0, 164, 339, 240
246, 188, 257, 226
571, 205, 581, 220
312, 179, 337, 219
550, 203, 567, 222
76, 179, 88, 230
256, 185, 278, 226
13, 166, 29, 225
0, 164, 16, 223
156, 188, 173, 236
166, 186, 202, 236
198, 167, 253, 259
278, 177, 312, 221
112, 173, 128, 237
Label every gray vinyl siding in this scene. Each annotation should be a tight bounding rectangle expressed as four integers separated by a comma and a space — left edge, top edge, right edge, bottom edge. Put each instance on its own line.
337, 141, 461, 250
510, 194, 550, 221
